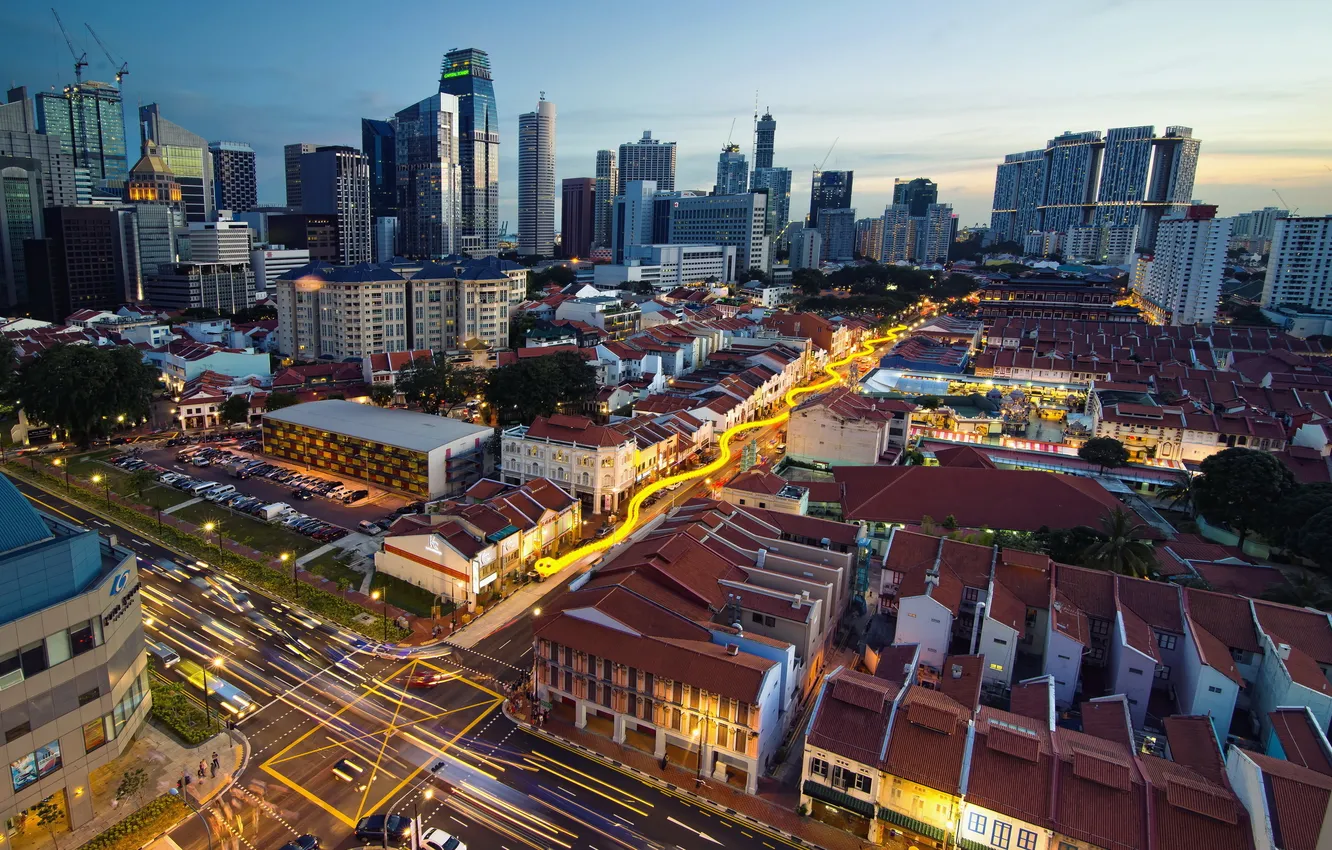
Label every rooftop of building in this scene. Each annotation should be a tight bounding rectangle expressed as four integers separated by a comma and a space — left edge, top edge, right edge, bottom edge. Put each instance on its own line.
262, 399, 490, 451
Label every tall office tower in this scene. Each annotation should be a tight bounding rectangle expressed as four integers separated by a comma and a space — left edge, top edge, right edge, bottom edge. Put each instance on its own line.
24, 207, 134, 321
0, 87, 35, 132
438, 48, 500, 256
816, 208, 856, 262
209, 141, 257, 213
916, 203, 954, 264
373, 217, 398, 263
144, 262, 254, 313
139, 105, 214, 223
881, 204, 915, 263
892, 178, 938, 217
1137, 206, 1231, 325
1, 90, 80, 208
808, 170, 853, 225
300, 146, 371, 265
754, 110, 776, 170
183, 212, 252, 265
988, 150, 1045, 244
714, 144, 748, 196
1262, 216, 1332, 311
269, 214, 340, 264
518, 96, 556, 257
791, 229, 821, 270
749, 167, 791, 238
34, 81, 128, 185
561, 178, 595, 259
670, 192, 769, 272
361, 119, 397, 220
1093, 126, 1154, 229
0, 157, 44, 307
593, 150, 617, 248
610, 180, 665, 263
855, 217, 884, 262
125, 144, 185, 277
284, 143, 317, 209
1038, 130, 1103, 233
617, 131, 676, 193
1139, 126, 1201, 250
395, 93, 462, 259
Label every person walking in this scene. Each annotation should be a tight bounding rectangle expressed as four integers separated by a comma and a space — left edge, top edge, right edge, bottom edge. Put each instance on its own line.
210, 752, 219, 778
197, 760, 207, 780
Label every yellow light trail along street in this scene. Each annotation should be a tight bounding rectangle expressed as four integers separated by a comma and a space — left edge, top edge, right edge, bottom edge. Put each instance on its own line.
534, 326, 908, 576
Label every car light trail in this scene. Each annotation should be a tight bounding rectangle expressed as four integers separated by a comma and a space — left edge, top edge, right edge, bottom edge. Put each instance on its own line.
533, 326, 907, 576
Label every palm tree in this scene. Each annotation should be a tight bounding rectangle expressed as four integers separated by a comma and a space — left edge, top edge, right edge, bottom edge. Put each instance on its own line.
1160, 473, 1196, 516
1080, 508, 1158, 578
1261, 572, 1332, 612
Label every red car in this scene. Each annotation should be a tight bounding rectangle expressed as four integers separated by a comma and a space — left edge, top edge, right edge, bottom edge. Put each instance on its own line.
406, 672, 447, 688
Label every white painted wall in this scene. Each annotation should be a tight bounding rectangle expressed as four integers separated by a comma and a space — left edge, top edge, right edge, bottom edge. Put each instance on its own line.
895, 595, 954, 670
979, 616, 1019, 685
1226, 749, 1277, 850
1108, 614, 1156, 729
1044, 628, 1083, 711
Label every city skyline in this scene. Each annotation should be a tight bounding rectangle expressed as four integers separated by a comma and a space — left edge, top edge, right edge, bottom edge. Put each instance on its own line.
7, 0, 1331, 237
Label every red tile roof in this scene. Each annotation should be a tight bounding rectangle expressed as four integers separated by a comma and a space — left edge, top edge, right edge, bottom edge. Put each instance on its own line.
968, 706, 1054, 829
1116, 574, 1183, 634
1056, 564, 1117, 622
807, 669, 898, 767
1138, 752, 1249, 850
1246, 750, 1332, 850
1253, 600, 1332, 665
1269, 708, 1332, 776
1183, 588, 1261, 654
525, 414, 633, 448
884, 684, 972, 795
1194, 561, 1289, 598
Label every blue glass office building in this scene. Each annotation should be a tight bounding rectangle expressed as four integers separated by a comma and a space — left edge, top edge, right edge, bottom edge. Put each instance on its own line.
438, 48, 499, 256
34, 81, 128, 186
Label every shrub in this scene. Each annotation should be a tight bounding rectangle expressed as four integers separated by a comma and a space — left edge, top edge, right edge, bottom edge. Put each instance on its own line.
82, 794, 186, 850
149, 678, 218, 746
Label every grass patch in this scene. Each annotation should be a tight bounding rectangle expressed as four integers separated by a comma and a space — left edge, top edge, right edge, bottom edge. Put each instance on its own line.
172, 501, 322, 558
370, 571, 439, 617
149, 675, 220, 746
82, 793, 186, 850
304, 548, 364, 589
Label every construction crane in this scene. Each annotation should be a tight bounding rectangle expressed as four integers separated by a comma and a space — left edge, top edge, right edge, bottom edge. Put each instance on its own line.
84, 23, 128, 84
1272, 188, 1299, 216
51, 8, 87, 84
815, 137, 839, 173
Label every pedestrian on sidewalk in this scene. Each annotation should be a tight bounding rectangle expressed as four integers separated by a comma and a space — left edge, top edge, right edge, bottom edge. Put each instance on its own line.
210, 752, 219, 777
197, 760, 207, 780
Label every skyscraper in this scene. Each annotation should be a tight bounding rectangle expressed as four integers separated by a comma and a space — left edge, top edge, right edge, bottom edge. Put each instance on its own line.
593, 150, 617, 248
817, 208, 856, 262
855, 217, 883, 262
1039, 130, 1103, 234
881, 205, 914, 263
139, 105, 214, 223
754, 110, 776, 170
0, 86, 35, 132
34, 81, 128, 186
301, 146, 372, 265
518, 96, 556, 257
1140, 126, 1201, 250
395, 93, 461, 258
125, 144, 184, 278
0, 156, 44, 307
988, 150, 1045, 244
284, 143, 317, 209
1094, 126, 1154, 231
24, 206, 135, 321
714, 145, 748, 196
791, 229, 821, 271
361, 119, 397, 219
809, 170, 853, 225
669, 192, 769, 272
209, 141, 257, 213
892, 178, 938, 217
438, 48, 500, 256
749, 167, 791, 238
561, 178, 595, 259
1262, 216, 1332, 311
617, 132, 676, 193
917, 203, 954, 265
1137, 205, 1230, 325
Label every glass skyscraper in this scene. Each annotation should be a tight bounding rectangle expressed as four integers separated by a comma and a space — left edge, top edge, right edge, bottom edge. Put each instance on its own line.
34, 81, 128, 186
809, 170, 853, 225
394, 93, 461, 258
438, 48, 499, 256
139, 105, 214, 223
754, 110, 776, 170
361, 118, 397, 219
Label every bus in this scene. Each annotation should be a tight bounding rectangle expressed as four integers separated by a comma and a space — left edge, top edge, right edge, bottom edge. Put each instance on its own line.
175, 660, 256, 719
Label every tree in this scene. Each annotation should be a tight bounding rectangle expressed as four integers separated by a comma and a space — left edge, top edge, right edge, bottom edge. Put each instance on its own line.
792, 268, 825, 296
397, 356, 482, 416
265, 392, 299, 412
32, 794, 63, 849
370, 385, 395, 407
127, 468, 156, 500
15, 343, 158, 448
915, 395, 943, 410
1193, 447, 1296, 544
629, 280, 655, 296
1297, 507, 1332, 572
219, 394, 250, 426
1038, 525, 1107, 565
1080, 508, 1157, 577
1261, 571, 1332, 611
1078, 437, 1129, 474
0, 335, 16, 404
1160, 473, 1197, 516
116, 767, 149, 808
485, 351, 597, 425
1272, 484, 1332, 551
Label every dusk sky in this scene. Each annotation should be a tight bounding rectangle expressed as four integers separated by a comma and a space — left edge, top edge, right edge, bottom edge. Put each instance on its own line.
8, 0, 1332, 232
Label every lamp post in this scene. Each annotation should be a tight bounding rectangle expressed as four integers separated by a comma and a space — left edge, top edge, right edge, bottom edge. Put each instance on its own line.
54, 457, 70, 491
169, 787, 213, 850
203, 521, 222, 562
92, 472, 109, 503
201, 656, 223, 725
281, 552, 295, 589
413, 787, 434, 837
371, 589, 388, 641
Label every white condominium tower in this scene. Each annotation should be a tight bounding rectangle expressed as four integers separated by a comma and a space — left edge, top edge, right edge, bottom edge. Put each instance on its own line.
518, 96, 556, 257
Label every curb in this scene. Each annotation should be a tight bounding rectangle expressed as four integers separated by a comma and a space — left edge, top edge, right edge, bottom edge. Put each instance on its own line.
501, 702, 832, 850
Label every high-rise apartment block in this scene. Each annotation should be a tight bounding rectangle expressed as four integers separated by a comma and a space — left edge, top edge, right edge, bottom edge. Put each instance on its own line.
0, 156, 44, 307
209, 141, 257, 213
754, 110, 776, 170
1231, 206, 1288, 249
749, 167, 791, 238
881, 205, 914, 263
892, 178, 938, 217
593, 150, 617, 249
394, 93, 461, 259
855, 217, 884, 262
989, 149, 1046, 245
917, 203, 954, 264
139, 104, 214, 223
361, 119, 397, 219
35, 81, 128, 186
439, 48, 500, 256
284, 143, 317, 209
1064, 225, 1107, 264
809, 170, 853, 225
617, 131, 676, 193
817, 208, 856, 262
24, 207, 135, 321
714, 144, 748, 196
518, 97, 556, 257
1135, 205, 1231, 325
1262, 216, 1332, 312
300, 146, 371, 265
561, 178, 595, 259
792, 229, 822, 270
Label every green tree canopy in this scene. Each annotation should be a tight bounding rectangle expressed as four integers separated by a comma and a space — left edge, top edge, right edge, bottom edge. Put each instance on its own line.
219, 394, 250, 425
397, 355, 483, 416
369, 385, 395, 407
1080, 508, 1157, 577
1038, 525, 1107, 564
485, 350, 597, 424
1297, 507, 1332, 572
0, 335, 16, 404
1193, 447, 1296, 544
792, 268, 825, 296
16, 344, 158, 448
1272, 483, 1332, 550
265, 391, 299, 412
1078, 437, 1129, 473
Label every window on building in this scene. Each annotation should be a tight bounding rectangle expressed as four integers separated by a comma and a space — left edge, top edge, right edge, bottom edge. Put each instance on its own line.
1129, 667, 1144, 675
1157, 632, 1177, 651
82, 718, 106, 754
1209, 685, 1224, 694
1155, 665, 1172, 680
1016, 829, 1037, 850
967, 812, 987, 834
991, 820, 1012, 850
808, 756, 829, 778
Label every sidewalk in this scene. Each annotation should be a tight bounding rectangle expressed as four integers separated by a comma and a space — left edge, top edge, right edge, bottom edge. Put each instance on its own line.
504, 701, 876, 850
12, 724, 244, 850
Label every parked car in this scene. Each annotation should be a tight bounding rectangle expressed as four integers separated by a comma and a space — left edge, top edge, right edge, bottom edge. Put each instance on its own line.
355, 815, 411, 845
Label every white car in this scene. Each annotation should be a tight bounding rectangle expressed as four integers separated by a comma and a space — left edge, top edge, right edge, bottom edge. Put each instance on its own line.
419, 828, 465, 850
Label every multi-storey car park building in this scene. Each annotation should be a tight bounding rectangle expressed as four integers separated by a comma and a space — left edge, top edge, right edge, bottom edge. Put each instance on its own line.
262, 398, 492, 498
0, 476, 150, 834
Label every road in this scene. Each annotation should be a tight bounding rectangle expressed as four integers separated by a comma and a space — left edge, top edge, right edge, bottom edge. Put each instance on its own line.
10, 477, 816, 850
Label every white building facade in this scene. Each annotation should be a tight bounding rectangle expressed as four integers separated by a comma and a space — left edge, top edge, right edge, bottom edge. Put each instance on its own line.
1137, 206, 1232, 325
1262, 215, 1332, 311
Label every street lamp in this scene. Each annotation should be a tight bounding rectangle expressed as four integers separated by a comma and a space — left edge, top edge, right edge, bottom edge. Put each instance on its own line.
371, 589, 388, 641
201, 656, 223, 725
54, 457, 69, 491
92, 473, 109, 503
413, 787, 434, 836
169, 787, 213, 850
203, 521, 222, 561
281, 552, 295, 589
